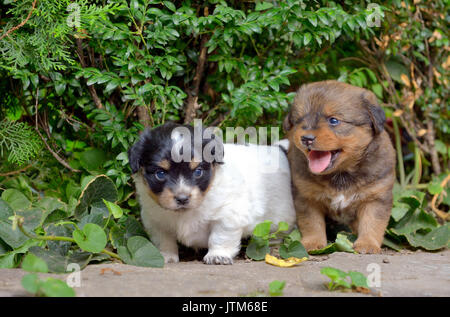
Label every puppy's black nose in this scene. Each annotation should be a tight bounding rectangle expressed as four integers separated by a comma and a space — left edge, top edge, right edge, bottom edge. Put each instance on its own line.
301, 135, 316, 146
175, 195, 190, 205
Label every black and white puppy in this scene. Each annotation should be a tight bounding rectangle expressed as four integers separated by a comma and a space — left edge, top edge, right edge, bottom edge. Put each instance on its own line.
128, 122, 295, 264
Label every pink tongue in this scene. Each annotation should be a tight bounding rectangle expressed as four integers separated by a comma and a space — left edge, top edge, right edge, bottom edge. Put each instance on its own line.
308, 151, 332, 174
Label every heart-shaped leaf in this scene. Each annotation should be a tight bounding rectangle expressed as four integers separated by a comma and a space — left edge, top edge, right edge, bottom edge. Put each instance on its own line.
74, 175, 118, 219
279, 240, 309, 259
245, 238, 270, 261
117, 236, 164, 268
73, 223, 107, 253
29, 246, 92, 273
21, 253, 48, 273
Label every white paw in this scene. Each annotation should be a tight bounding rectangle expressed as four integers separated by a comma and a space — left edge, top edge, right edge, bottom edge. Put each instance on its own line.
161, 252, 179, 263
203, 251, 234, 265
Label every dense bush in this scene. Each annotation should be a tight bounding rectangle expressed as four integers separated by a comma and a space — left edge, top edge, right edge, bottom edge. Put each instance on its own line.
0, 0, 448, 275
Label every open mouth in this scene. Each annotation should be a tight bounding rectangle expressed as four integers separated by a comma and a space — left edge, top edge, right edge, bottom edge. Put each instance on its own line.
307, 149, 341, 174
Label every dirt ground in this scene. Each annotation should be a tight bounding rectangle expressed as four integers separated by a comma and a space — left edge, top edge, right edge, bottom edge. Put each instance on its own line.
0, 248, 448, 297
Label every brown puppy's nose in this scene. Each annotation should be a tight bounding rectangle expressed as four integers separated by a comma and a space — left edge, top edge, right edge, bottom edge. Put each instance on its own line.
301, 135, 316, 146
175, 195, 190, 205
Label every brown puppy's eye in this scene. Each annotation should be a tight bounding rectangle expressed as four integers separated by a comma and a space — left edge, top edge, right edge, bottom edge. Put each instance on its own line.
328, 117, 340, 126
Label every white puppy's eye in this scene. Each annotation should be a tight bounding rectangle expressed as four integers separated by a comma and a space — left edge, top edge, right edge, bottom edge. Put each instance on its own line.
193, 167, 203, 178
155, 170, 166, 181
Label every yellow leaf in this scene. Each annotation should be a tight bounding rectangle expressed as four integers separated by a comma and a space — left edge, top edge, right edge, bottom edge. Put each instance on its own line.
401, 74, 410, 87
417, 129, 428, 137
393, 109, 404, 117
265, 254, 308, 268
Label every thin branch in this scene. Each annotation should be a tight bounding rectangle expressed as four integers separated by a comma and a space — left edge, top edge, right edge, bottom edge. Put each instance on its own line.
184, 35, 209, 124
34, 89, 80, 173
0, 164, 32, 177
184, 7, 209, 124
76, 39, 104, 109
0, 0, 37, 41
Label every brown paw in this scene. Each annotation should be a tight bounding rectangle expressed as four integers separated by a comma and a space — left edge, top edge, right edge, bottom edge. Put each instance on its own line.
302, 237, 327, 251
353, 239, 381, 254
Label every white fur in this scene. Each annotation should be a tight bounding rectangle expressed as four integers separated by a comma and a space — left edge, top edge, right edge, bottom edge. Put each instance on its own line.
133, 143, 296, 264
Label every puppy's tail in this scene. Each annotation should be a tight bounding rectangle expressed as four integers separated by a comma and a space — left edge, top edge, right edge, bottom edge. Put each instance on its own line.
273, 139, 289, 156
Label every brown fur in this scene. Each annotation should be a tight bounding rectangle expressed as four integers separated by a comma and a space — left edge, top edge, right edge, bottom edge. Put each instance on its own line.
157, 159, 171, 170
284, 80, 396, 254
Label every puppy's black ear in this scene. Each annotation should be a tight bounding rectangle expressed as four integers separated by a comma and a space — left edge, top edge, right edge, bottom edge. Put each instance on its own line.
362, 91, 386, 134
128, 141, 142, 174
129, 130, 151, 174
283, 112, 293, 132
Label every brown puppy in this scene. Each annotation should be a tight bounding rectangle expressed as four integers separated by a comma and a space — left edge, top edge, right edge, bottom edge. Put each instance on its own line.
283, 80, 396, 254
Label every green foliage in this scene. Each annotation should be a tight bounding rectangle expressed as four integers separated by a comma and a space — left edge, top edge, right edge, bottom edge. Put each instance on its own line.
308, 233, 356, 255
245, 221, 303, 260
320, 267, 369, 291
21, 253, 75, 297
268, 280, 286, 297
0, 174, 163, 272
385, 186, 450, 251
0, 120, 42, 165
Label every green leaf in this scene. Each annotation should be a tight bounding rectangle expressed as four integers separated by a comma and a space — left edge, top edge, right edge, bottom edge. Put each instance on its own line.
21, 253, 49, 273
335, 233, 356, 253
252, 220, 272, 237
303, 32, 312, 46
245, 239, 270, 261
279, 240, 309, 259
29, 246, 92, 273
348, 271, 369, 288
277, 221, 289, 232
117, 236, 164, 268
385, 60, 408, 84
268, 280, 285, 296
21, 273, 40, 294
0, 220, 28, 249
102, 199, 123, 219
403, 224, 450, 251
75, 175, 118, 219
79, 149, 106, 172
434, 140, 447, 155
73, 223, 107, 253
39, 278, 76, 297
320, 267, 351, 290
0, 239, 40, 269
308, 243, 337, 255
54, 82, 66, 96
1, 189, 31, 211
255, 2, 273, 11
163, 1, 176, 12
284, 229, 302, 244
391, 205, 410, 222
382, 236, 403, 251
392, 208, 438, 235
427, 182, 443, 195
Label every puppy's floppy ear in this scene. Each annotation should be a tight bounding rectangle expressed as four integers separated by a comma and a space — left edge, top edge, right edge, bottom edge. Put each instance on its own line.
128, 129, 150, 174
283, 111, 293, 132
128, 141, 142, 174
362, 91, 386, 134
